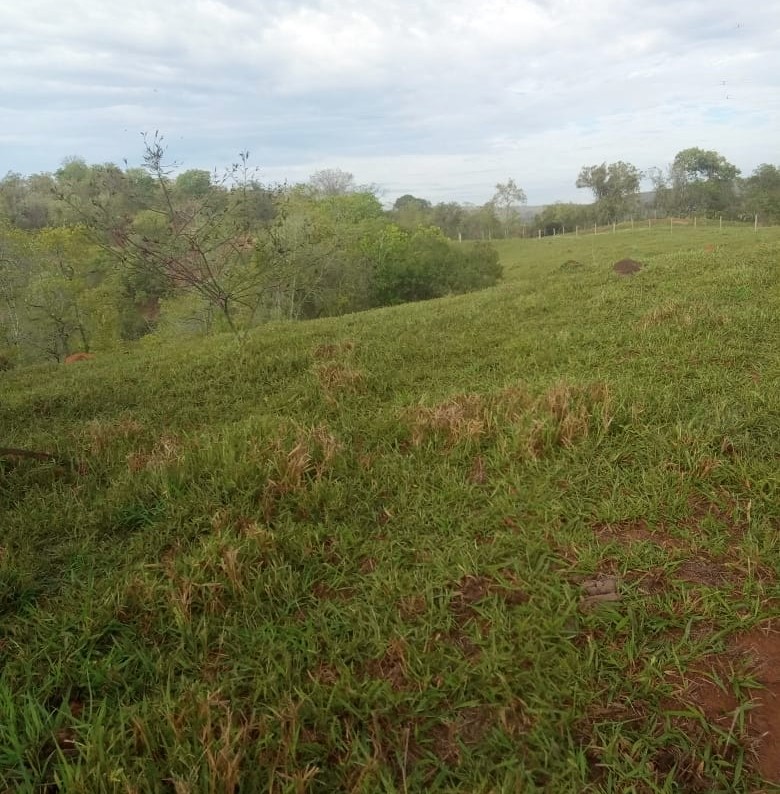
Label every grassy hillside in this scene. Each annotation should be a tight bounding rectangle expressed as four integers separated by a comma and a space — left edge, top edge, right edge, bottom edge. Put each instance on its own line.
1, 226, 779, 792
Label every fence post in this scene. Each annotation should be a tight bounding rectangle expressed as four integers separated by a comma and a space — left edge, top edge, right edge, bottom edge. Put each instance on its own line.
670, 217, 673, 233
612, 221, 616, 234
594, 223, 597, 236
755, 214, 758, 232
719, 215, 722, 232
648, 219, 651, 229
538, 229, 542, 240
575, 225, 578, 236
694, 215, 697, 228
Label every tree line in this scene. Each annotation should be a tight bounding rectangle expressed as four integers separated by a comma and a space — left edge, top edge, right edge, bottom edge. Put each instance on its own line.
1, 140, 778, 368
0, 136, 502, 367
537, 149, 779, 235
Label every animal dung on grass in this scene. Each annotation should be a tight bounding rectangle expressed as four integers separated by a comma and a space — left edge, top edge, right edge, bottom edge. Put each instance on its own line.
613, 258, 642, 276
579, 575, 621, 611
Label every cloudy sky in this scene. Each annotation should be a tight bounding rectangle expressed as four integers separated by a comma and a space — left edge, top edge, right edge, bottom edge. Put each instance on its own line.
1, 0, 778, 205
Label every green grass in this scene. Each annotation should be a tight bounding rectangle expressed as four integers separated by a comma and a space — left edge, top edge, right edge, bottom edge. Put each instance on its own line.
1, 225, 779, 792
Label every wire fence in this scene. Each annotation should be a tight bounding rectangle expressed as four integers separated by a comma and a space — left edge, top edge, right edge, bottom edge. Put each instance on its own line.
532, 214, 771, 239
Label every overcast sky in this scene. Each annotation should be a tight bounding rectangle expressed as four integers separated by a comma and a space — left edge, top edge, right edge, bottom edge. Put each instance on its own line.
1, 0, 778, 205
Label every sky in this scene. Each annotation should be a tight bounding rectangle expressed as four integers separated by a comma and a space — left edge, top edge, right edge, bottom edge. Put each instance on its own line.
1, 0, 778, 205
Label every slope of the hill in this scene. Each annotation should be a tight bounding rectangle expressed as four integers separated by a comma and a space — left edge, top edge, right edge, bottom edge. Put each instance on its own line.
1, 227, 779, 791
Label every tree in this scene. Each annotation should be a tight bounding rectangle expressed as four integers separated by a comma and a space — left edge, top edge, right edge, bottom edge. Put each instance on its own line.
742, 164, 780, 222
0, 224, 115, 362
370, 225, 502, 306
0, 224, 32, 360
576, 161, 642, 222
461, 202, 500, 241
0, 172, 56, 229
431, 202, 465, 240
174, 169, 212, 200
665, 148, 740, 216
58, 135, 280, 337
393, 194, 431, 212
307, 168, 357, 197
492, 179, 527, 237
392, 194, 433, 230
534, 202, 594, 236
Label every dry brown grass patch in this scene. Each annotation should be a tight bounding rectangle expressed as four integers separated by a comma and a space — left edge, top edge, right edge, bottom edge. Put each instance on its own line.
261, 425, 341, 517
86, 416, 144, 454
313, 361, 364, 400
407, 393, 490, 447
167, 692, 256, 793
404, 380, 611, 452
312, 339, 356, 360
127, 434, 182, 473
467, 454, 487, 484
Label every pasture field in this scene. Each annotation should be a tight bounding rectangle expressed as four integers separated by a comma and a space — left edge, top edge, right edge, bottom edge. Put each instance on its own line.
1, 226, 779, 792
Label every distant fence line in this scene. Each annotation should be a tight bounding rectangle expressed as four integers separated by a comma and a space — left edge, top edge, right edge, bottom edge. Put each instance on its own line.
528, 214, 769, 239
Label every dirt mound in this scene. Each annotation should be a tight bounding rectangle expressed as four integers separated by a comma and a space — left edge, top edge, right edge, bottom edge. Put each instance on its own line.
613, 258, 642, 275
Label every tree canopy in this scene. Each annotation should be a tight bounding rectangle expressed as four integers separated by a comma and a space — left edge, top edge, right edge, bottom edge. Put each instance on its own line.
576, 161, 642, 222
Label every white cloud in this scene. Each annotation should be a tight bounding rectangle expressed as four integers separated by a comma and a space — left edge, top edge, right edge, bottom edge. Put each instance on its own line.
0, 0, 778, 202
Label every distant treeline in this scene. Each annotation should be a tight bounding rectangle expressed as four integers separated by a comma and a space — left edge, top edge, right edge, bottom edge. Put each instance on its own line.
1, 142, 778, 367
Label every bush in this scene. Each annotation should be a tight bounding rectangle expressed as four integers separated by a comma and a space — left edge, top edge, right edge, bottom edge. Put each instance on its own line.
371, 228, 502, 306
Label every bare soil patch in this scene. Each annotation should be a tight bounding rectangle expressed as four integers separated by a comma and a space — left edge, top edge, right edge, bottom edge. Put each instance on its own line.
672, 557, 732, 587
682, 493, 744, 536
665, 621, 780, 785
735, 624, 780, 784
364, 639, 409, 691
449, 573, 529, 620
613, 258, 643, 275
431, 705, 496, 765
594, 519, 686, 551
440, 627, 481, 661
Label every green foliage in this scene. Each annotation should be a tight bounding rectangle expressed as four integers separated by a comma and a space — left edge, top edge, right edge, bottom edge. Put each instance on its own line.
656, 148, 742, 217
534, 202, 595, 234
0, 224, 117, 362
743, 164, 780, 222
576, 161, 642, 222
371, 225, 502, 304
174, 169, 212, 199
